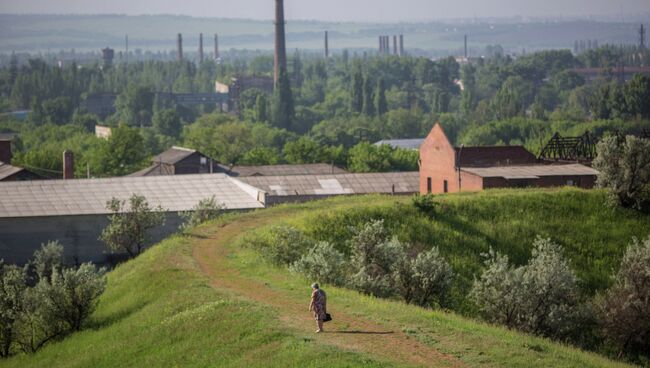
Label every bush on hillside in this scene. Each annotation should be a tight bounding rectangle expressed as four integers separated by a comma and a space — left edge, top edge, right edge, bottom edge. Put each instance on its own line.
593, 135, 650, 210
100, 194, 166, 259
248, 226, 315, 266
290, 242, 348, 285
412, 194, 438, 217
597, 236, 650, 358
179, 196, 224, 232
393, 246, 454, 308
349, 220, 402, 297
471, 236, 582, 339
31, 241, 64, 283
0, 262, 26, 358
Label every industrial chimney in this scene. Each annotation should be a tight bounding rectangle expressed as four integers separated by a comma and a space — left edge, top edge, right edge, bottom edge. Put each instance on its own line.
214, 33, 220, 59
464, 35, 468, 59
199, 33, 204, 63
177, 33, 183, 61
324, 31, 329, 59
399, 34, 404, 56
393, 35, 398, 55
63, 150, 74, 180
274, 0, 288, 85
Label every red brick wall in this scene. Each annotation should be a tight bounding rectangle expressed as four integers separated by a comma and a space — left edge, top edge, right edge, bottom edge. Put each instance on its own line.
420, 123, 475, 194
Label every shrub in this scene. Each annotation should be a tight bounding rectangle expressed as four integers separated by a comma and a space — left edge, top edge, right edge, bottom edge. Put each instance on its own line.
412, 194, 437, 216
290, 242, 348, 285
349, 220, 402, 297
0, 261, 26, 358
15, 281, 67, 354
597, 236, 650, 358
100, 194, 166, 258
249, 226, 315, 266
394, 246, 454, 308
593, 135, 650, 209
471, 236, 581, 339
179, 196, 224, 231
31, 241, 64, 282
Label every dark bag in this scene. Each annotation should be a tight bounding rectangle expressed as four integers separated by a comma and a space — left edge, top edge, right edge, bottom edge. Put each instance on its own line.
324, 313, 332, 322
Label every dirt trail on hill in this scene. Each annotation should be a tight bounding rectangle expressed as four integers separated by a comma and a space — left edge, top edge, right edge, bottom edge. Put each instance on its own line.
191, 214, 465, 368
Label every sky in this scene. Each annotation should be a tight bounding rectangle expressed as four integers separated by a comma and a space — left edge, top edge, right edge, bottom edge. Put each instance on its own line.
0, 0, 649, 22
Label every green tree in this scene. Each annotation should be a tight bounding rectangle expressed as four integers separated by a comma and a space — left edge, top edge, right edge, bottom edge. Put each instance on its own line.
255, 93, 269, 123
271, 68, 294, 131
362, 74, 374, 116
375, 78, 388, 116
625, 74, 650, 119
115, 85, 154, 127
88, 125, 148, 177
41, 97, 73, 125
350, 67, 363, 113
152, 108, 181, 137
0, 261, 26, 358
593, 135, 650, 209
99, 194, 165, 259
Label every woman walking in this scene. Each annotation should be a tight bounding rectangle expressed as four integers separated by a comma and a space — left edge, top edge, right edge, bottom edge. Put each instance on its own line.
309, 283, 327, 333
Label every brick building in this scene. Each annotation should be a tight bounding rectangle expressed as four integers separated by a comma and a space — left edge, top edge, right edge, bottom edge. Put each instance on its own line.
419, 124, 598, 194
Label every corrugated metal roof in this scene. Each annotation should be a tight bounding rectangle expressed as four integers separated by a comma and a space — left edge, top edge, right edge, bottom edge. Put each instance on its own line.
455, 146, 538, 167
239, 172, 419, 196
219, 163, 348, 177
0, 162, 24, 181
374, 139, 424, 150
461, 164, 599, 179
0, 174, 263, 218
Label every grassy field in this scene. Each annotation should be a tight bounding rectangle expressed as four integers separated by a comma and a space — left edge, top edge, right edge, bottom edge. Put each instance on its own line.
1, 188, 645, 367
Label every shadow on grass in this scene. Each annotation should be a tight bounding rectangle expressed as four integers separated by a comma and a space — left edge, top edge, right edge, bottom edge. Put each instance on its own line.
330, 330, 394, 335
183, 232, 209, 239
86, 302, 149, 330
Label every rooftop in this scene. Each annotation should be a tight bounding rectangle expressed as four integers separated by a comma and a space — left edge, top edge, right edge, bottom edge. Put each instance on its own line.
218, 163, 348, 177
461, 164, 599, 180
152, 146, 203, 165
239, 172, 419, 196
374, 139, 424, 150
455, 146, 538, 167
0, 162, 25, 181
0, 174, 264, 218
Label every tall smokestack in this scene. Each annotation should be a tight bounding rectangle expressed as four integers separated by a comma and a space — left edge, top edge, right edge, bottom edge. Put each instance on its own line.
274, 0, 288, 85
464, 34, 468, 58
125, 34, 129, 63
199, 33, 204, 63
399, 34, 404, 56
214, 33, 219, 59
63, 150, 74, 180
324, 31, 329, 59
393, 35, 398, 55
177, 33, 183, 61
379, 36, 383, 54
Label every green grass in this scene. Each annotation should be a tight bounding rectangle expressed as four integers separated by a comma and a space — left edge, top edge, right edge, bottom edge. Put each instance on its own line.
1, 188, 644, 367
249, 188, 650, 312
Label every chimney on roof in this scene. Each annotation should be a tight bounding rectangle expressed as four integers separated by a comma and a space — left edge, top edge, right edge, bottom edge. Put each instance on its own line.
63, 150, 74, 180
0, 137, 12, 164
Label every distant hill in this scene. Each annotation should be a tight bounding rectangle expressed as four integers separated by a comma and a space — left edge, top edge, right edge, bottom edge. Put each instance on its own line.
1, 189, 645, 367
0, 14, 645, 55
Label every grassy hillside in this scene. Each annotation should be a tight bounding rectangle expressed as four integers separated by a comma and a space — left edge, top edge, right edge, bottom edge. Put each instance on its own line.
1, 189, 645, 367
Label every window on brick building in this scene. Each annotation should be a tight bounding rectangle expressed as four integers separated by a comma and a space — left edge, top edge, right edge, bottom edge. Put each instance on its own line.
443, 180, 448, 193
427, 177, 432, 193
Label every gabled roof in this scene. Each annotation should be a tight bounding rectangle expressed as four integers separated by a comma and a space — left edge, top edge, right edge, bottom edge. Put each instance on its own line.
239, 172, 419, 196
0, 162, 24, 180
0, 174, 264, 218
461, 164, 598, 179
218, 163, 348, 177
152, 146, 204, 165
455, 146, 538, 167
374, 139, 424, 150
127, 163, 174, 177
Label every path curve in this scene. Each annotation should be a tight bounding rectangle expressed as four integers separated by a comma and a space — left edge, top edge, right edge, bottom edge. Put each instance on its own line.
191, 214, 464, 368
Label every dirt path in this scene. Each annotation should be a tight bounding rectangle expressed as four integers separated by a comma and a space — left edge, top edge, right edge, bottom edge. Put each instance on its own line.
191, 214, 465, 368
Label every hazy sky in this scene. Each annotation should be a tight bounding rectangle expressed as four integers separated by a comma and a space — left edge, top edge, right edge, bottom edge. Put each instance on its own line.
1, 0, 649, 21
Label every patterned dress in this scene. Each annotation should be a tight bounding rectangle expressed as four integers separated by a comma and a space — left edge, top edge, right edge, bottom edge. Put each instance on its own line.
311, 289, 327, 321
